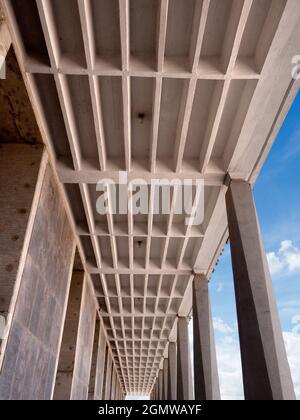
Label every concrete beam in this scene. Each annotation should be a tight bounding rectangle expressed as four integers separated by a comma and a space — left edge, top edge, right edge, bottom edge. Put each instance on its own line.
193, 275, 220, 400
167, 342, 177, 400
226, 179, 295, 400
177, 317, 193, 400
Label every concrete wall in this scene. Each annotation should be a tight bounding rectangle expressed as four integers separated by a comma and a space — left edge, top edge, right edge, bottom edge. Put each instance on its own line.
0, 163, 75, 400
0, 144, 43, 318
70, 278, 96, 400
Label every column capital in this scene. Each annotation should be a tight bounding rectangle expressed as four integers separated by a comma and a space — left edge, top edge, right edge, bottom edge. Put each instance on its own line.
224, 174, 253, 188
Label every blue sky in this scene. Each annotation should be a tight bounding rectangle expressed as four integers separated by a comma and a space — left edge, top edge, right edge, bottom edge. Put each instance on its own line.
209, 90, 300, 399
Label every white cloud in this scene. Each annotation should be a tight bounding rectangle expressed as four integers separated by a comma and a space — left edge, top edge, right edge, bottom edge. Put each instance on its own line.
191, 313, 300, 399
215, 334, 244, 400
216, 283, 223, 293
283, 332, 300, 399
267, 240, 300, 275
214, 330, 300, 400
267, 251, 285, 274
213, 318, 235, 334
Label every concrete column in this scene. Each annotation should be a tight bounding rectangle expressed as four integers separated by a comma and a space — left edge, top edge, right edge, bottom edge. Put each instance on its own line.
158, 369, 163, 400
226, 179, 295, 400
193, 275, 220, 400
116, 382, 119, 400
167, 341, 177, 400
154, 379, 158, 400
163, 358, 168, 400
104, 354, 113, 400
70, 279, 97, 400
94, 324, 106, 400
111, 369, 116, 400
177, 317, 192, 400
53, 270, 85, 400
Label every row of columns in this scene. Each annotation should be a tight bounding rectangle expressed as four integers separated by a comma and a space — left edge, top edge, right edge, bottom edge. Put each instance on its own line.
101, 346, 124, 401
150, 180, 295, 400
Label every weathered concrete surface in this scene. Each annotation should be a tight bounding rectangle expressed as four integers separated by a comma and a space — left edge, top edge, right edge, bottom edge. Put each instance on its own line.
163, 358, 168, 400
104, 353, 113, 400
53, 271, 84, 400
0, 49, 42, 144
94, 324, 106, 400
226, 180, 295, 400
0, 144, 43, 317
88, 318, 100, 400
0, 12, 11, 58
101, 345, 108, 400
177, 317, 192, 400
70, 278, 96, 400
0, 164, 75, 400
193, 275, 220, 400
158, 369, 163, 400
167, 341, 177, 400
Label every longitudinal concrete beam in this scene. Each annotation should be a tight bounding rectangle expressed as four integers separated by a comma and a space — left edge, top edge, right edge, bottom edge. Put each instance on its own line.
226, 179, 295, 400
193, 274, 220, 400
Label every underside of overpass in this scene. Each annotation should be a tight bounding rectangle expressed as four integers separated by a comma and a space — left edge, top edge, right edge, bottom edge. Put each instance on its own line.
0, 0, 299, 400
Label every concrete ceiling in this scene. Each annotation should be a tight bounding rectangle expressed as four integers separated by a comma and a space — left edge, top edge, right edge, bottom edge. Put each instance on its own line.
3, 0, 300, 396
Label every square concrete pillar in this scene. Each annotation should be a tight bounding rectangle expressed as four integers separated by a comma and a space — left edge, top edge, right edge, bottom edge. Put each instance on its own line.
158, 369, 163, 400
111, 369, 116, 400
104, 353, 113, 400
226, 179, 295, 400
193, 274, 220, 400
163, 358, 168, 400
70, 279, 97, 400
94, 324, 106, 400
167, 341, 177, 400
177, 317, 193, 400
